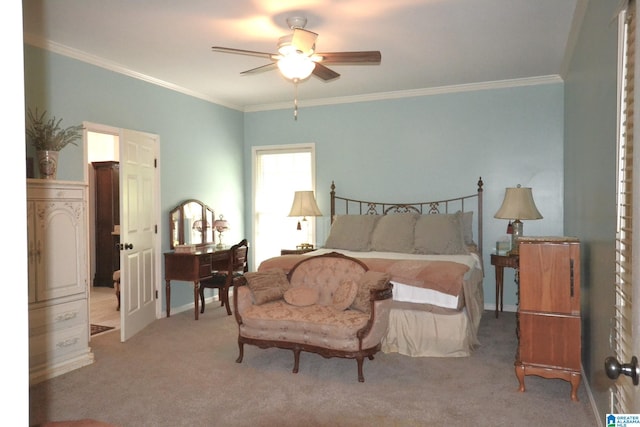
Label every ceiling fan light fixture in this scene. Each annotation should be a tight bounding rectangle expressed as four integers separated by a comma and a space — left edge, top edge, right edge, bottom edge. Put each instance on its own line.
277, 53, 315, 80
278, 35, 315, 57
286, 16, 307, 30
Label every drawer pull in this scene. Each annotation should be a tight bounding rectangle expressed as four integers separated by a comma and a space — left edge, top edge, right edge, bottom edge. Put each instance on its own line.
55, 311, 78, 322
57, 337, 79, 348
570, 259, 574, 297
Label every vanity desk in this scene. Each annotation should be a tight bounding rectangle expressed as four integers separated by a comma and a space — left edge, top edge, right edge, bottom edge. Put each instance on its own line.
165, 199, 229, 320
164, 246, 230, 320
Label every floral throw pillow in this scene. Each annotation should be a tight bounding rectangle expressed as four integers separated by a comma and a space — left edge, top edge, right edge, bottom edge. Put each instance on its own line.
331, 279, 359, 311
244, 269, 290, 305
350, 271, 390, 314
284, 287, 320, 307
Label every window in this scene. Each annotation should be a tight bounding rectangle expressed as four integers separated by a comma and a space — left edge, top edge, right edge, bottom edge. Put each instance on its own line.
252, 144, 317, 270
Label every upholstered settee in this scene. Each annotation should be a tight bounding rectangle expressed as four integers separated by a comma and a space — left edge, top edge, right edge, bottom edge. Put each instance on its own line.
233, 252, 393, 382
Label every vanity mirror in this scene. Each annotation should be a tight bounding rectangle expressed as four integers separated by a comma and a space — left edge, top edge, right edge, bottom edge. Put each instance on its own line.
169, 199, 215, 249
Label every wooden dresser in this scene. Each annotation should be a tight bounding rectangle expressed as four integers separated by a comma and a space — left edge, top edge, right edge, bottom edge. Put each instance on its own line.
516, 236, 581, 401
92, 161, 119, 287
27, 180, 94, 384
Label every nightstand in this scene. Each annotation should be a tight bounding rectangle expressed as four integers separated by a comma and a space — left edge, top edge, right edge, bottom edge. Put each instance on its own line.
281, 248, 316, 255
490, 253, 519, 318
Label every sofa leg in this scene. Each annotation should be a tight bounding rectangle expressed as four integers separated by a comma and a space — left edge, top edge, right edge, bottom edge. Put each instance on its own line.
356, 357, 365, 382
292, 349, 301, 374
236, 341, 244, 363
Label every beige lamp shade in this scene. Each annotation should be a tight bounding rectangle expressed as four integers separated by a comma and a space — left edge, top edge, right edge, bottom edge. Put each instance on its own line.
288, 191, 322, 218
494, 185, 543, 220
494, 185, 542, 255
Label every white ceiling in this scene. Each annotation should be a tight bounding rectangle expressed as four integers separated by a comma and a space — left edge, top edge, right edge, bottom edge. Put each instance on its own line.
22, 0, 583, 112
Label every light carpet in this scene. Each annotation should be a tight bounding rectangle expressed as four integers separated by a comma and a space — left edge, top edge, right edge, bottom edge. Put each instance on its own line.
30, 308, 597, 426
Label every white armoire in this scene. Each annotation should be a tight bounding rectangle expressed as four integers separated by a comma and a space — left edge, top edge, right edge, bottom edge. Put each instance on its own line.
27, 180, 94, 384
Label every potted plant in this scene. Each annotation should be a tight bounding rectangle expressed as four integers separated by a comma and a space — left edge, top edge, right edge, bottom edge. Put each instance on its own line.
26, 108, 83, 179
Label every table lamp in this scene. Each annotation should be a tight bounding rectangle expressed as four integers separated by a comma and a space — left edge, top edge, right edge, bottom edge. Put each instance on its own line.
213, 215, 229, 249
288, 190, 322, 249
494, 185, 543, 254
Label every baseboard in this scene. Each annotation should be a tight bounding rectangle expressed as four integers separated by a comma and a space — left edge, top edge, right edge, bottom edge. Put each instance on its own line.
30, 351, 95, 386
164, 295, 222, 317
484, 303, 517, 313
582, 365, 603, 427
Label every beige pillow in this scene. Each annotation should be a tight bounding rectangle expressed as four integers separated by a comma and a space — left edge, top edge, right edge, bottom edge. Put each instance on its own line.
244, 269, 290, 305
323, 215, 380, 251
414, 212, 468, 255
350, 271, 390, 314
460, 211, 474, 245
284, 287, 319, 307
370, 213, 419, 253
332, 279, 359, 311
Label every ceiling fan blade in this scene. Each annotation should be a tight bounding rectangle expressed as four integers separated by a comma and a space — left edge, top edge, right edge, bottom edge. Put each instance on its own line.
291, 28, 318, 55
316, 51, 382, 64
211, 46, 277, 60
312, 63, 340, 81
241, 63, 278, 75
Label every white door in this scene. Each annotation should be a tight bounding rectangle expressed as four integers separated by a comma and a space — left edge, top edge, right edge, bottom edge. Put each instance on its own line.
119, 129, 159, 342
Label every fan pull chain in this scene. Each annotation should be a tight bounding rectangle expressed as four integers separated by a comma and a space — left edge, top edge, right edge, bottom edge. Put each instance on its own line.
293, 79, 299, 120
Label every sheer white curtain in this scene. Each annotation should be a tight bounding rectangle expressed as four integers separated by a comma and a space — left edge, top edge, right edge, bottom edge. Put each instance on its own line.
253, 144, 317, 270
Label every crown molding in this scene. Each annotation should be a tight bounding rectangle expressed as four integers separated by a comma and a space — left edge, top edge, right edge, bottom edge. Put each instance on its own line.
244, 75, 564, 112
24, 33, 563, 114
23, 33, 243, 112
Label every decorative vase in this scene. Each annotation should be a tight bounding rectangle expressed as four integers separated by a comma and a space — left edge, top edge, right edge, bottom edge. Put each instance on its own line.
36, 150, 59, 180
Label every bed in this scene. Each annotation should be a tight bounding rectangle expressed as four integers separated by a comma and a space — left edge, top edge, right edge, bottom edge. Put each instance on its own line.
258, 177, 484, 357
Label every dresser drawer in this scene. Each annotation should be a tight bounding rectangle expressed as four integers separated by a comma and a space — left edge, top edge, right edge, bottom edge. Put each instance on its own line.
29, 323, 89, 369
27, 183, 84, 201
198, 254, 212, 278
29, 299, 88, 337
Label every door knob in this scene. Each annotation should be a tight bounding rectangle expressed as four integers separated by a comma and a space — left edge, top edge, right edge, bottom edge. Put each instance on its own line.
125, 243, 134, 250
605, 356, 640, 385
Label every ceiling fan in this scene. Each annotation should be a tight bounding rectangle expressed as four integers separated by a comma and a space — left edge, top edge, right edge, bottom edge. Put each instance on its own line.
211, 16, 382, 83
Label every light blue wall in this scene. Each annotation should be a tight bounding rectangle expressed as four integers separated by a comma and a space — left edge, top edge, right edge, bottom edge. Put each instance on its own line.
24, 43, 567, 320
245, 83, 565, 309
24, 45, 245, 311
565, 0, 619, 419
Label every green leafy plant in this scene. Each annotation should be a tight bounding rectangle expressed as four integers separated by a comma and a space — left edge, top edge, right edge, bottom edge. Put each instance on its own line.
26, 108, 84, 151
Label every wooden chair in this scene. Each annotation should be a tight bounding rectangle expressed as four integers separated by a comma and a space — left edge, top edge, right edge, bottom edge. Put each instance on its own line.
113, 270, 121, 311
199, 239, 248, 315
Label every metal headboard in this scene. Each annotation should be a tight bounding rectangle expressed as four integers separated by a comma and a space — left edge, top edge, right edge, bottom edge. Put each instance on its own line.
330, 177, 484, 255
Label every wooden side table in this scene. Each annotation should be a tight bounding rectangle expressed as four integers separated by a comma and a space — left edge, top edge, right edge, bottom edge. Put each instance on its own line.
281, 248, 316, 255
490, 253, 519, 318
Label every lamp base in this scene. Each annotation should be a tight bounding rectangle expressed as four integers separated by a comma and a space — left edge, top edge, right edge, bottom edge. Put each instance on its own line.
509, 220, 524, 255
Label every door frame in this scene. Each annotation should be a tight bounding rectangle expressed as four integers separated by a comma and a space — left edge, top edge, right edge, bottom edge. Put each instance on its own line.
83, 121, 162, 338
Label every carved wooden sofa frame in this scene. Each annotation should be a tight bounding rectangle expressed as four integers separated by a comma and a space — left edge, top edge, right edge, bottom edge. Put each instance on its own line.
232, 252, 393, 382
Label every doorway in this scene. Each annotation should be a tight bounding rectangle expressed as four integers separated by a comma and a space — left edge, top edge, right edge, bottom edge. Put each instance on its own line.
87, 130, 121, 333
85, 123, 161, 342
